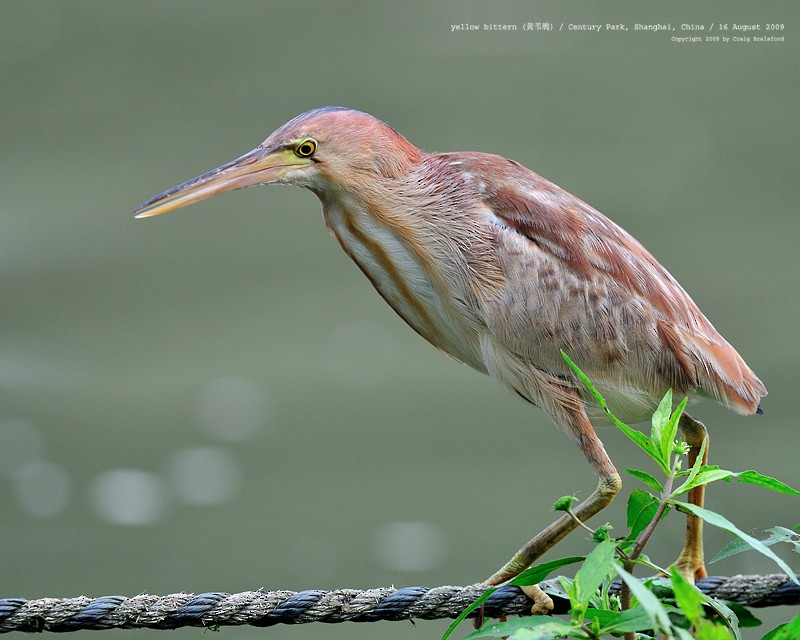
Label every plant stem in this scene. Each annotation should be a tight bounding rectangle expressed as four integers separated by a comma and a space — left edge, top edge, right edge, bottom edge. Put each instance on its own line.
566, 507, 597, 536
631, 471, 675, 561
620, 470, 677, 640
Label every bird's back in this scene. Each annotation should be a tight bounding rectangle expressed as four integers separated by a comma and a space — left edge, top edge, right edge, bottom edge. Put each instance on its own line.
426, 152, 766, 421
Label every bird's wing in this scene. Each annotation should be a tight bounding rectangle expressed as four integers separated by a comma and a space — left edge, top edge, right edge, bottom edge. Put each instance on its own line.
456, 153, 765, 415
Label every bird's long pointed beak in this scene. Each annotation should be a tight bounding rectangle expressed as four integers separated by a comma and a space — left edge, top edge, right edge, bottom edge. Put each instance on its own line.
132, 146, 305, 218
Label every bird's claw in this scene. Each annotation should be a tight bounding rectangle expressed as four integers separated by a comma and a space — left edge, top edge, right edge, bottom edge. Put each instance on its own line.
520, 584, 554, 615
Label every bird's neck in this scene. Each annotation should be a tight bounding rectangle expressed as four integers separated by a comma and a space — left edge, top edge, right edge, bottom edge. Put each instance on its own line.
316, 173, 489, 371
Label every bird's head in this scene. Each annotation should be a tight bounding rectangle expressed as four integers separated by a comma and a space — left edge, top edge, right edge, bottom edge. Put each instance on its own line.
133, 106, 422, 218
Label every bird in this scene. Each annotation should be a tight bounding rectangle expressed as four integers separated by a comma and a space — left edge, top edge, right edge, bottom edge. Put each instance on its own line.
133, 106, 766, 585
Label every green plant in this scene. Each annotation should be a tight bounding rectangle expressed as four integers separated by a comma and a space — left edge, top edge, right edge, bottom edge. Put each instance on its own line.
444, 353, 799, 640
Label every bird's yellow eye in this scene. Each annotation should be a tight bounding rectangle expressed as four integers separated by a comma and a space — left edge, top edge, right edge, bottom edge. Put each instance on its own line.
295, 138, 317, 158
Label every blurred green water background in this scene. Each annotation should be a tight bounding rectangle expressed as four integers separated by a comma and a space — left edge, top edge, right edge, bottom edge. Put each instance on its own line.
1, 1, 798, 638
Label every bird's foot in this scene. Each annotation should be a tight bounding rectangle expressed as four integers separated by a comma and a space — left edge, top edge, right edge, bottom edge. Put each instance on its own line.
519, 584, 554, 615
674, 547, 708, 585
472, 581, 554, 630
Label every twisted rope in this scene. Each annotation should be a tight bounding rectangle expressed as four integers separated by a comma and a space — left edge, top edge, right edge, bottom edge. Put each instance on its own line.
1, 575, 797, 633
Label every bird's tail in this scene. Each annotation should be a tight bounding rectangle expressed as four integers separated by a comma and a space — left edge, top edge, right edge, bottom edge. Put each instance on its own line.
691, 334, 766, 415
657, 319, 766, 416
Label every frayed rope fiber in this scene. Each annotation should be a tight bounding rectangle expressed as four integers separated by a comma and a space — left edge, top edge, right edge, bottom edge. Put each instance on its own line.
2, 575, 798, 633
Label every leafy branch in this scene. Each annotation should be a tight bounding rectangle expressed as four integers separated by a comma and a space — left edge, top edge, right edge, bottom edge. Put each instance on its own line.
445, 354, 799, 640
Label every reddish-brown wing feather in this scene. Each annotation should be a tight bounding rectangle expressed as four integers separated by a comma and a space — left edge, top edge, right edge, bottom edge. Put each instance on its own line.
455, 153, 765, 415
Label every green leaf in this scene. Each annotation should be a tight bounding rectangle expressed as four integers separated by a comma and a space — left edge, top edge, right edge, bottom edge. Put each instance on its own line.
769, 524, 800, 540
627, 489, 660, 540
510, 556, 585, 587
697, 591, 742, 639
761, 614, 800, 640
579, 607, 619, 627
670, 565, 706, 626
440, 589, 495, 640
696, 624, 737, 640
441, 556, 584, 640
561, 350, 608, 410
668, 568, 742, 639
560, 575, 578, 606
711, 526, 800, 563
651, 390, 673, 450
561, 351, 671, 474
615, 420, 669, 475
592, 523, 612, 543
553, 495, 577, 512
711, 537, 753, 564
735, 470, 800, 495
683, 437, 708, 488
671, 502, 799, 583
463, 616, 581, 639
629, 551, 666, 574
650, 391, 686, 466
772, 526, 800, 553
613, 565, 672, 633
672, 468, 735, 497
725, 602, 762, 628
510, 628, 588, 640
627, 468, 664, 492
590, 606, 657, 634
662, 395, 688, 461
571, 539, 617, 614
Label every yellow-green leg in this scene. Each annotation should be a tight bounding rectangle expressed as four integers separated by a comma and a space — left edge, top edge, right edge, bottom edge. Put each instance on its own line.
486, 399, 622, 586
485, 473, 621, 585
676, 413, 709, 581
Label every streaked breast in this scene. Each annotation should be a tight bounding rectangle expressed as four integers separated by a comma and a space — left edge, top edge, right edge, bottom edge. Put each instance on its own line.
321, 195, 484, 370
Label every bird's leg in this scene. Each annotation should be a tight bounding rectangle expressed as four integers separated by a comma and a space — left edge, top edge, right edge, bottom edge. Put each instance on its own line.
484, 473, 621, 585
675, 413, 709, 581
485, 400, 621, 586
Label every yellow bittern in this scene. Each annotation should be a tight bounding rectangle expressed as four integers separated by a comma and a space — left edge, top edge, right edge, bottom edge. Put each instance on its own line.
133, 107, 766, 585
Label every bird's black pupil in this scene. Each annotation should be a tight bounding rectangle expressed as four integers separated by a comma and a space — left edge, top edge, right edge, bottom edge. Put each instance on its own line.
299, 142, 314, 156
